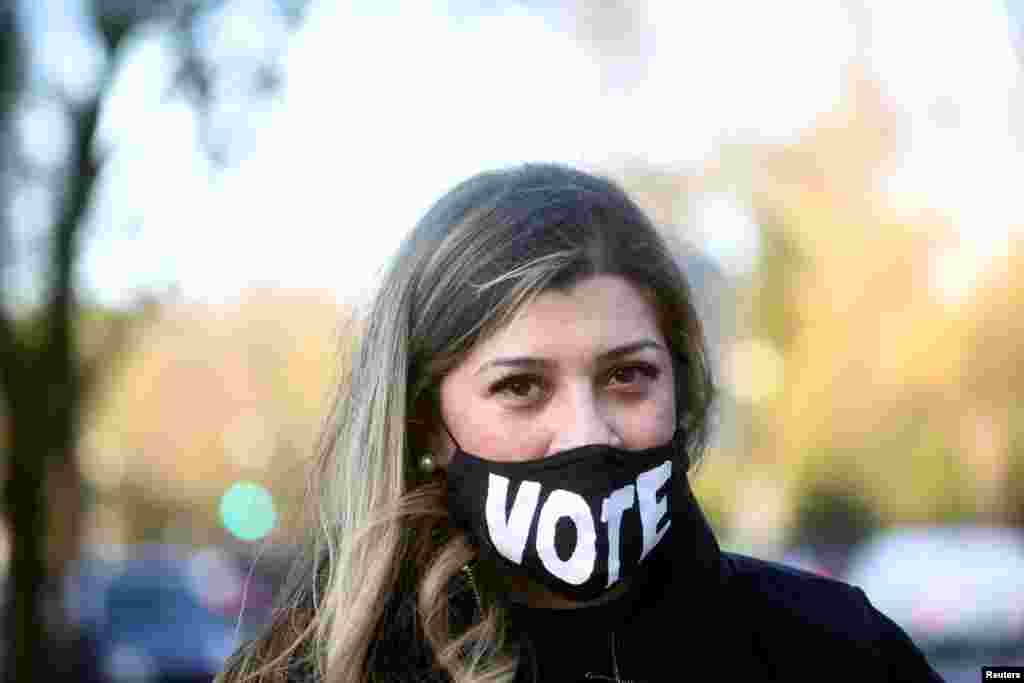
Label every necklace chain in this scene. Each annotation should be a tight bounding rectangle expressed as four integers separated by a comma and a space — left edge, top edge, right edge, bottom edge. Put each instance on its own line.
461, 564, 644, 682
612, 631, 621, 681
584, 631, 645, 683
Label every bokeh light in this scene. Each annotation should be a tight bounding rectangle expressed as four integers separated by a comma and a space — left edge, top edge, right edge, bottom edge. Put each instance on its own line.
219, 482, 277, 542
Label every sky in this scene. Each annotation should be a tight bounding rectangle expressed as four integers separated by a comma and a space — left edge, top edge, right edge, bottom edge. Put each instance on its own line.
10, 0, 1024, 310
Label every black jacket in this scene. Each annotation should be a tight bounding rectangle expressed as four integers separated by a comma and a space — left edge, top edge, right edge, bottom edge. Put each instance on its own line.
288, 475, 944, 682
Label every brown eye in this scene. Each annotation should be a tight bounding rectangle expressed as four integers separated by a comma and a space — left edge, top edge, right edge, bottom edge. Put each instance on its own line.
608, 363, 660, 388
490, 375, 546, 403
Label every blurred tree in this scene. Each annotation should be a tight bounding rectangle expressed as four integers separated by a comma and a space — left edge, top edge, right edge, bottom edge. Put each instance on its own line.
788, 453, 880, 575
686, 56, 1021, 543
962, 245, 1024, 522
0, 1, 307, 679
1005, 408, 1024, 528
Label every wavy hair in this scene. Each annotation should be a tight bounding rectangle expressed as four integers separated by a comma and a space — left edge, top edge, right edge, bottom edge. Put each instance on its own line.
217, 163, 715, 683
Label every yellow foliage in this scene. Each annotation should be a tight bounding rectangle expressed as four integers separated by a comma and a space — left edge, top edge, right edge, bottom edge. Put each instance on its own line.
684, 63, 1021, 529
79, 288, 354, 542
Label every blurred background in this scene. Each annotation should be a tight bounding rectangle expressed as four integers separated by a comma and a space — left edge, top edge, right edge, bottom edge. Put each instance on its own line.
2, 1, 1023, 681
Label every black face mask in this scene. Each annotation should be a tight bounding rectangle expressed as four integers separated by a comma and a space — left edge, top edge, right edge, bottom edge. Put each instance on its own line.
444, 426, 681, 603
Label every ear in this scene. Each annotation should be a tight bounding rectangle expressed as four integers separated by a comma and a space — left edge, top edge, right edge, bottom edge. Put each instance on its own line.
427, 428, 454, 470
407, 414, 453, 472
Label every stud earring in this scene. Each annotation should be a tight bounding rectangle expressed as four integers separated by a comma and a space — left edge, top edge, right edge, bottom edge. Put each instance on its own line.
419, 453, 436, 474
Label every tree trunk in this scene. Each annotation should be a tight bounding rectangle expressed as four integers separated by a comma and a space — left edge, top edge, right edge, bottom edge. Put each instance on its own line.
3, 370, 54, 682
0, 4, 98, 672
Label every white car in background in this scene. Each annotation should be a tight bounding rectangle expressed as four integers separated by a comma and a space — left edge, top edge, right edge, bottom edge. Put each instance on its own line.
843, 526, 1024, 683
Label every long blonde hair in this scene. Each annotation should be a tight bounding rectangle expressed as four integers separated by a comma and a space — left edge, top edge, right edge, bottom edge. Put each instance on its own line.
218, 163, 715, 683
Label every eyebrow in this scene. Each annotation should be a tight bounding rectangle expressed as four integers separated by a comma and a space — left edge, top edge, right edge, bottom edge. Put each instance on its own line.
474, 339, 666, 376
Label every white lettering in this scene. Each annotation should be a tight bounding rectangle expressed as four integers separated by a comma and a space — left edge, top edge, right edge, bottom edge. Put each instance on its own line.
600, 484, 636, 586
536, 490, 597, 585
485, 474, 541, 564
637, 460, 672, 561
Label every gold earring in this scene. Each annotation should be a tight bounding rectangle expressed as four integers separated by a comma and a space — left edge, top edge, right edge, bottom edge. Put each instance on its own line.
419, 453, 436, 473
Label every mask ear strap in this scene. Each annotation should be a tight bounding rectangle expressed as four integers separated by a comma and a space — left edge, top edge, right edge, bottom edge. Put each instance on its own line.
440, 419, 463, 453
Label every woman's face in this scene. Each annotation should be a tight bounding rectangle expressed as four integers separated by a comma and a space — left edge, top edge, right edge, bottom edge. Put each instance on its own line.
433, 274, 677, 466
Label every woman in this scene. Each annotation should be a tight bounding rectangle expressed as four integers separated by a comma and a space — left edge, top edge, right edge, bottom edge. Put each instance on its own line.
219, 163, 943, 682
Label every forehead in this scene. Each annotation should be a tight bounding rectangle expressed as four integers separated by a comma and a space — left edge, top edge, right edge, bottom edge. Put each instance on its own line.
465, 275, 665, 364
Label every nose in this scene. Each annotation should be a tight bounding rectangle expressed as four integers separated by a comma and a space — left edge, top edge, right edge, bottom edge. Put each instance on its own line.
547, 384, 623, 455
